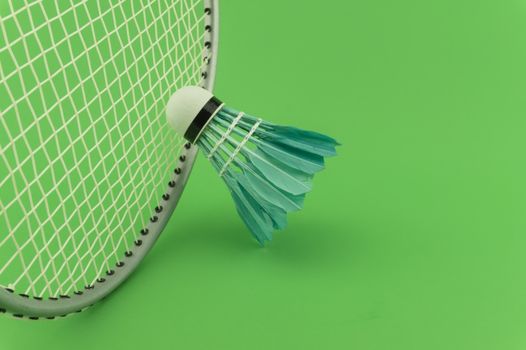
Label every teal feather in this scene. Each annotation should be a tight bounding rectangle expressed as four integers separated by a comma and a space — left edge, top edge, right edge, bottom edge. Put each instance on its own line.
195, 105, 339, 245
245, 149, 312, 195
259, 126, 339, 157
218, 117, 328, 174
224, 173, 273, 244
250, 149, 313, 188
199, 128, 289, 243
243, 167, 305, 212
255, 139, 326, 174
200, 128, 301, 211
220, 108, 339, 157
242, 147, 312, 195
234, 173, 288, 230
205, 121, 315, 194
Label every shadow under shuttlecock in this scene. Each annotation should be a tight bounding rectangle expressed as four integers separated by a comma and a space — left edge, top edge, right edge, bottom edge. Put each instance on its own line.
263, 221, 354, 266
141, 217, 260, 263
150, 214, 356, 270
71, 218, 356, 323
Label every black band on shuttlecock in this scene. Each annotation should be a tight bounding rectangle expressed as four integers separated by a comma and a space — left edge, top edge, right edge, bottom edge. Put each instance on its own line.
184, 96, 222, 143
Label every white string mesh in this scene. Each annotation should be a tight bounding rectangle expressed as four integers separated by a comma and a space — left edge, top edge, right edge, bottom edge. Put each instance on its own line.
0, 0, 208, 297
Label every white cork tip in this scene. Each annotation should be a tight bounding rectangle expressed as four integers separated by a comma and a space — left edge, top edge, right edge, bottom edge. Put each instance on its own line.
166, 86, 214, 137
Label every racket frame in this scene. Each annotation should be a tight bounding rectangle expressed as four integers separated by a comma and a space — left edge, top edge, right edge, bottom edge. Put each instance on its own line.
0, 0, 219, 320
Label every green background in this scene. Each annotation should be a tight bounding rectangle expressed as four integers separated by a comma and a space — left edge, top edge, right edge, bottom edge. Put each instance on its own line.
3, 0, 526, 349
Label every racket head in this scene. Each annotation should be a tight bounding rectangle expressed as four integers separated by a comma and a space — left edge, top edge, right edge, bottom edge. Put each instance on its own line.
0, 0, 218, 319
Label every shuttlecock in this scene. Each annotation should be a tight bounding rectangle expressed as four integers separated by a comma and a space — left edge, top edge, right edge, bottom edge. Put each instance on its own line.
166, 86, 339, 245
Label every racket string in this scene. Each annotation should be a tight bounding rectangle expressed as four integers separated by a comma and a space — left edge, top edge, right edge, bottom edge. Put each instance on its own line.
0, 0, 208, 297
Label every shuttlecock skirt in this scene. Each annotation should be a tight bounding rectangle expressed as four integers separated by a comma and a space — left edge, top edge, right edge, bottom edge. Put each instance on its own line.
195, 106, 338, 244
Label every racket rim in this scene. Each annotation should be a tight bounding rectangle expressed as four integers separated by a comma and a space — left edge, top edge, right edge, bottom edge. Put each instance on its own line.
0, 0, 219, 320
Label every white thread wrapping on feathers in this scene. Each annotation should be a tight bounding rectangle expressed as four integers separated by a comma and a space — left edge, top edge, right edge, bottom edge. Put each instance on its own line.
207, 111, 245, 159
219, 118, 262, 176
